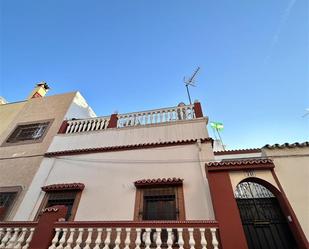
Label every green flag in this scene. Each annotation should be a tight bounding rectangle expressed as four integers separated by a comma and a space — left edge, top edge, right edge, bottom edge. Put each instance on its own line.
210, 122, 224, 131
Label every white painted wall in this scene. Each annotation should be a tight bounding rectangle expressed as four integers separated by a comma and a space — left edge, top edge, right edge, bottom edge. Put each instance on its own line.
214, 152, 262, 161
65, 92, 97, 120
14, 143, 215, 221
48, 118, 209, 153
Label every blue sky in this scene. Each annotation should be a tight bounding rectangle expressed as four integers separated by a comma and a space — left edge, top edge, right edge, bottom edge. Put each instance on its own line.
0, 0, 308, 149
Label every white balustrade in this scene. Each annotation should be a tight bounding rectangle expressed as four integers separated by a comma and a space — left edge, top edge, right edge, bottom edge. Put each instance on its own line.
45, 225, 220, 249
0, 227, 35, 249
64, 104, 196, 134
65, 117, 110, 134
117, 104, 196, 128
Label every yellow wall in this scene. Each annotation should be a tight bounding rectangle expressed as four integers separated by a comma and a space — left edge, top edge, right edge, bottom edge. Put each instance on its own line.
263, 147, 309, 239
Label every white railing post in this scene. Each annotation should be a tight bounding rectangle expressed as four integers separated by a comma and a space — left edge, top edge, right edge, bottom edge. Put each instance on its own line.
83, 228, 93, 249
64, 228, 75, 249
177, 228, 184, 249
124, 228, 131, 249
200, 228, 207, 249
188, 228, 195, 249
114, 228, 122, 249
144, 228, 151, 249
21, 228, 34, 249
166, 228, 173, 249
93, 228, 103, 249
135, 228, 141, 249
48, 228, 61, 249
155, 228, 162, 249
103, 228, 111, 249
72, 228, 84, 249
210, 228, 219, 249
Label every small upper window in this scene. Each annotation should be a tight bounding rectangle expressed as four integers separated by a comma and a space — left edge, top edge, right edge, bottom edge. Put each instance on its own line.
6, 121, 50, 144
0, 186, 21, 221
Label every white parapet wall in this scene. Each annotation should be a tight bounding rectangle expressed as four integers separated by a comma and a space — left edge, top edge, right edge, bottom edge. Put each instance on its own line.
48, 118, 209, 153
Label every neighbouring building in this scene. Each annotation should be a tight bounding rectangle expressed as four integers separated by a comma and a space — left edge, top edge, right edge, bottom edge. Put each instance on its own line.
0, 88, 308, 249
0, 84, 95, 222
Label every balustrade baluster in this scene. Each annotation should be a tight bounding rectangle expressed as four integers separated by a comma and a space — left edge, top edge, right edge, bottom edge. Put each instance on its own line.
93, 228, 103, 249
210, 228, 219, 249
155, 228, 161, 249
188, 228, 195, 249
48, 228, 61, 249
135, 228, 141, 249
177, 228, 184, 249
99, 119, 105, 130
7, 227, 20, 248
65, 122, 72, 133
72, 228, 84, 249
144, 228, 151, 249
64, 228, 75, 249
56, 228, 68, 249
91, 120, 97, 131
0, 228, 12, 248
84, 228, 93, 249
114, 228, 122, 249
73, 122, 79, 133
21, 228, 34, 249
199, 228, 207, 249
77, 121, 84, 132
82, 121, 88, 132
166, 228, 173, 249
103, 228, 111, 249
13, 227, 27, 249
124, 228, 131, 249
0, 228, 4, 240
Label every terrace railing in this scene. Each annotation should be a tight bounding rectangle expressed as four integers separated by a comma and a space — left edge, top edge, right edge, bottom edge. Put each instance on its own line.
117, 104, 195, 128
49, 220, 219, 249
0, 222, 36, 249
65, 116, 110, 134
63, 103, 199, 134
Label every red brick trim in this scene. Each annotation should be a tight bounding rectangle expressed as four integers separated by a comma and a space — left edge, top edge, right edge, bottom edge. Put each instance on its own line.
207, 158, 274, 171
107, 113, 118, 128
42, 183, 85, 192
193, 102, 203, 118
45, 138, 213, 157
214, 148, 261, 155
58, 120, 68, 134
29, 205, 68, 249
207, 171, 248, 249
134, 178, 183, 187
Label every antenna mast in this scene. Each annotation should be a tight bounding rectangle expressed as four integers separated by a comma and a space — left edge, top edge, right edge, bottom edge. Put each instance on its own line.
184, 67, 200, 104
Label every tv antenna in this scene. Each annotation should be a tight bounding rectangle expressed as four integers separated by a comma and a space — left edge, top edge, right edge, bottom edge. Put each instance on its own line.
184, 67, 200, 104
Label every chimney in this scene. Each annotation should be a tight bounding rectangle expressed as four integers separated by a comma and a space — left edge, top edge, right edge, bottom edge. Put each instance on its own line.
28, 82, 50, 99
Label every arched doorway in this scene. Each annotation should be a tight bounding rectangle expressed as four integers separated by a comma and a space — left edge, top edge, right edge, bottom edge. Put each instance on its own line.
234, 180, 297, 249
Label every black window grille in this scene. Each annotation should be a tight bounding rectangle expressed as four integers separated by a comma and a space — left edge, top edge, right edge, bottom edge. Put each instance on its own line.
45, 191, 77, 220
6, 122, 50, 143
0, 192, 17, 220
142, 187, 177, 220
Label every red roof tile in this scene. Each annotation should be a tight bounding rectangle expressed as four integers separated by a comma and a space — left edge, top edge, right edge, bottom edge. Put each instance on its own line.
134, 178, 183, 187
263, 142, 309, 149
42, 183, 85, 192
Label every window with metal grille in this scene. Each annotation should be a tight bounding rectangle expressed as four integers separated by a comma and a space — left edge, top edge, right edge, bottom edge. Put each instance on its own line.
142, 187, 177, 220
0, 192, 17, 221
6, 122, 50, 143
44, 191, 77, 220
